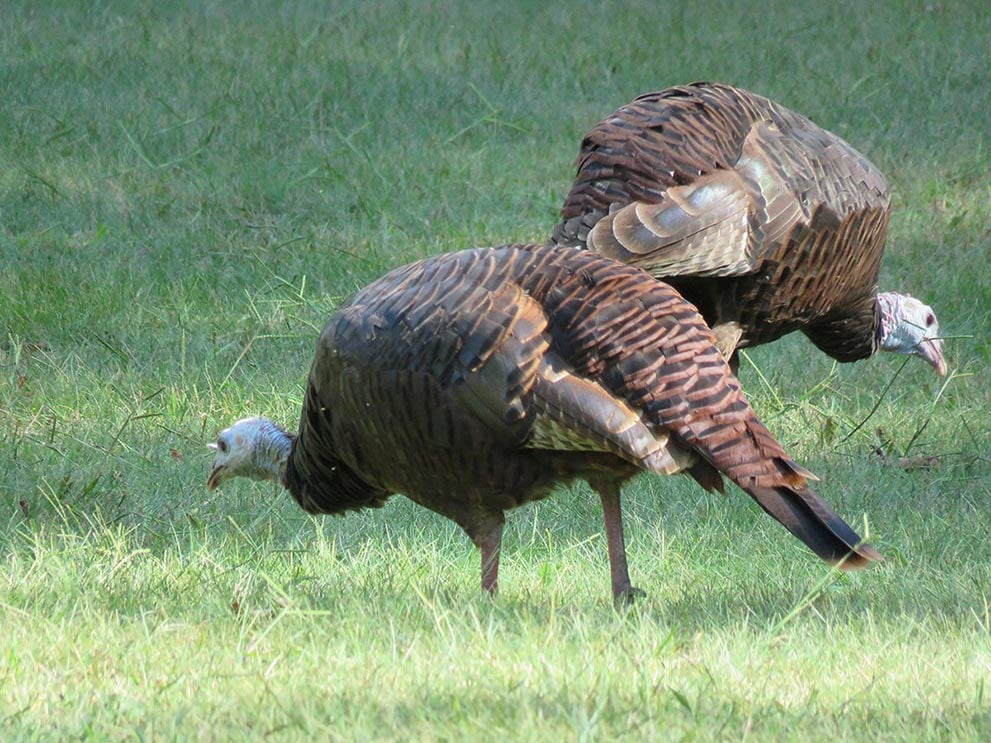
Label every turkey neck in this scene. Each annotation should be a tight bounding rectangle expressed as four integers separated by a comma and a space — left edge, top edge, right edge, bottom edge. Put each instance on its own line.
800, 295, 881, 363
253, 419, 294, 483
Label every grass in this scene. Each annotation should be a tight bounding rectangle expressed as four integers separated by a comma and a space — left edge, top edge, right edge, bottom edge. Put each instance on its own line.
1, 0, 989, 739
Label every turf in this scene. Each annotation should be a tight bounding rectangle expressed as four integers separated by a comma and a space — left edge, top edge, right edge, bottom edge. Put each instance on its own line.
2, 0, 989, 739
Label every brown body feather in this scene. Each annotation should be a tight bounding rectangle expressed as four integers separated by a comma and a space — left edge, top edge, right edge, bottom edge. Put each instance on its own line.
284, 244, 879, 599
551, 82, 892, 364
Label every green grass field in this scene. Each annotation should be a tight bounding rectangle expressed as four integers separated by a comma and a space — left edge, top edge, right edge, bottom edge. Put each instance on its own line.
2, 1, 989, 739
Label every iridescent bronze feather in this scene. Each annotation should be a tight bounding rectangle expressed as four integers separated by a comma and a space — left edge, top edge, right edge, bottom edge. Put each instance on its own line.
551, 82, 944, 373
277, 244, 880, 601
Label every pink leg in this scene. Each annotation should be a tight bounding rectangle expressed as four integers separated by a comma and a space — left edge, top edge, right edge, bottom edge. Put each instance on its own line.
477, 524, 503, 595
595, 480, 644, 605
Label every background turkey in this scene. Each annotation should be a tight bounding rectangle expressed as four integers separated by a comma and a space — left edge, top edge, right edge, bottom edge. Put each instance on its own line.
551, 81, 946, 376
206, 244, 880, 603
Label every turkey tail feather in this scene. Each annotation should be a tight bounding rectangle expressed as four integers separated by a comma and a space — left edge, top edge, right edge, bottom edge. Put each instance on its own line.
746, 484, 882, 569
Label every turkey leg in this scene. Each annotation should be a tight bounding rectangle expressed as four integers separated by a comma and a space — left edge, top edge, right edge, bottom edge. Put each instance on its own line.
594, 479, 645, 605
476, 524, 503, 595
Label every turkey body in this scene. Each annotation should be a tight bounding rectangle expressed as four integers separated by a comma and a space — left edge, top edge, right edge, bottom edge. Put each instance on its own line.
282, 244, 879, 600
551, 82, 894, 365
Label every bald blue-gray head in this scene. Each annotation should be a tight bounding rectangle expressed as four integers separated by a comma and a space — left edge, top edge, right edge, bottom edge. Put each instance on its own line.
206, 417, 293, 491
877, 292, 946, 376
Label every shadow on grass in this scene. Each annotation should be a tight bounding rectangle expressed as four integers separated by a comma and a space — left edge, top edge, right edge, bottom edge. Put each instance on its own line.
5, 462, 989, 637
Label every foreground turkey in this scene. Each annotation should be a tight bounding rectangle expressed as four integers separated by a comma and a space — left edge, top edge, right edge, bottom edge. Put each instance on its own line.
207, 244, 880, 602
552, 82, 946, 375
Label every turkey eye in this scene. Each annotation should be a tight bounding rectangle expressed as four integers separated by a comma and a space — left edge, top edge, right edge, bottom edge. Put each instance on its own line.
218, 439, 229, 454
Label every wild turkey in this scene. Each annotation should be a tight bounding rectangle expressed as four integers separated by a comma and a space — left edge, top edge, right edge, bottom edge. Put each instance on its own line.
207, 244, 880, 602
551, 82, 946, 375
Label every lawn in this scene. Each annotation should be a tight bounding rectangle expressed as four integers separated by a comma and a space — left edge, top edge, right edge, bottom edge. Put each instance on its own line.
2, 1, 989, 739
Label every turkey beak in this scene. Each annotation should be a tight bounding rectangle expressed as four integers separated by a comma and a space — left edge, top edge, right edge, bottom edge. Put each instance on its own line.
921, 338, 947, 376
206, 442, 224, 491
206, 463, 225, 491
